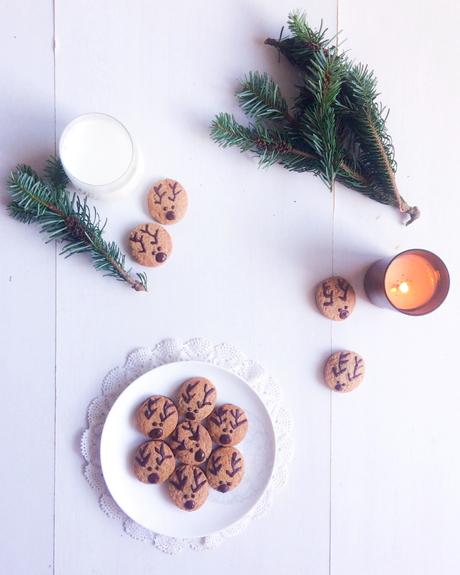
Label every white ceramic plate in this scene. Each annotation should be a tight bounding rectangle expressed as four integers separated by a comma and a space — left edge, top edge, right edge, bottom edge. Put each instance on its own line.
100, 360, 276, 538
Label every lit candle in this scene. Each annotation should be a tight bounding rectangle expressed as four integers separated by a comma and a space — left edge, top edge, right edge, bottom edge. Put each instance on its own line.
59, 113, 140, 199
364, 249, 449, 315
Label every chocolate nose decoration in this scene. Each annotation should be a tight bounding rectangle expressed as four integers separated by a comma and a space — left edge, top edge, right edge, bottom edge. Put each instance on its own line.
147, 472, 159, 484
217, 484, 229, 493
149, 428, 163, 439
165, 210, 175, 221
185, 412, 196, 421
184, 499, 195, 510
195, 449, 205, 463
155, 252, 167, 263
219, 434, 231, 445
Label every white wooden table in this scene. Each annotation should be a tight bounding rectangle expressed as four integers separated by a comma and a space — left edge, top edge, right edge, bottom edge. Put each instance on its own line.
1, 1, 459, 573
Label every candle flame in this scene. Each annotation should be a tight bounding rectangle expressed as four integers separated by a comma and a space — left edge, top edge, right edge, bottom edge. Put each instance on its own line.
398, 281, 410, 294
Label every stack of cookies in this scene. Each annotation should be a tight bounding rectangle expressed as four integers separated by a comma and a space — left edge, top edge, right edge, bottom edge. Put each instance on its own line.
132, 377, 248, 512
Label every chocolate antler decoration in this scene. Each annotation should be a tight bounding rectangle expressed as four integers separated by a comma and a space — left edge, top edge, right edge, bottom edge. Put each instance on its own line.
144, 397, 161, 419
141, 224, 159, 244
153, 183, 167, 205
332, 352, 350, 377
183, 421, 200, 442
191, 468, 206, 493
196, 383, 214, 409
207, 454, 223, 476
229, 408, 247, 430
154, 442, 173, 466
322, 282, 334, 306
135, 444, 150, 467
210, 406, 227, 426
348, 356, 363, 381
170, 466, 188, 490
181, 381, 199, 403
170, 428, 187, 452
226, 451, 242, 478
160, 400, 175, 422
337, 278, 350, 301
167, 181, 182, 202
129, 231, 146, 254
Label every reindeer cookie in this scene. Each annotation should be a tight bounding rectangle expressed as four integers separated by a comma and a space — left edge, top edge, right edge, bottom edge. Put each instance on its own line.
169, 421, 212, 465
168, 464, 209, 511
206, 447, 244, 493
315, 276, 356, 321
133, 440, 175, 484
129, 223, 172, 267
207, 403, 248, 446
177, 377, 216, 422
135, 395, 178, 440
324, 350, 365, 392
148, 178, 188, 225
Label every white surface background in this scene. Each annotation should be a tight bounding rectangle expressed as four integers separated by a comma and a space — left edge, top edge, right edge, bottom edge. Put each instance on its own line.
0, 1, 459, 574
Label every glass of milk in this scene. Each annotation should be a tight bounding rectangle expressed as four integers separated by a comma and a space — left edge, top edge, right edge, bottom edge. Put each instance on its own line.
59, 113, 141, 199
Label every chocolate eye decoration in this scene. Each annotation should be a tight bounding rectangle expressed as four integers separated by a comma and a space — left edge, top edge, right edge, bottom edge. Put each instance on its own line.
163, 206, 167, 211
189, 448, 193, 453
155, 465, 159, 470
191, 493, 195, 499
223, 427, 228, 432
171, 205, 175, 209
230, 429, 233, 433
194, 409, 198, 413
159, 422, 163, 427
147, 466, 152, 471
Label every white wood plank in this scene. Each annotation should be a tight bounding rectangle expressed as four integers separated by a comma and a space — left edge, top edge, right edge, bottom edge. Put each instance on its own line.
0, 1, 56, 573
53, 1, 336, 573
332, 1, 460, 573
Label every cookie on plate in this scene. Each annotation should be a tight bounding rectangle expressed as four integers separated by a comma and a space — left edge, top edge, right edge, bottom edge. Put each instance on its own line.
129, 223, 172, 267
135, 395, 178, 440
169, 421, 212, 465
315, 276, 356, 321
207, 404, 248, 446
147, 178, 188, 225
168, 464, 209, 511
206, 446, 244, 493
324, 350, 365, 393
177, 377, 216, 422
133, 440, 175, 484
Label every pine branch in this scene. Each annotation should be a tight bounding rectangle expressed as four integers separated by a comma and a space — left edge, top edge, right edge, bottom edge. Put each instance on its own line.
212, 11, 419, 224
7, 158, 148, 291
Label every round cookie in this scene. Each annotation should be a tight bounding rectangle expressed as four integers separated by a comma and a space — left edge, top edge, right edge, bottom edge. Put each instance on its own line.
168, 464, 209, 511
169, 421, 212, 465
177, 377, 216, 422
315, 276, 356, 321
207, 404, 248, 446
133, 440, 175, 484
206, 447, 244, 493
324, 350, 365, 393
129, 223, 172, 267
135, 395, 178, 440
148, 178, 188, 225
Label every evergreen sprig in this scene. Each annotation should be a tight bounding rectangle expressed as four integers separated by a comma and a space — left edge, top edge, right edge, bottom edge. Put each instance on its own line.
211, 11, 420, 224
7, 158, 148, 292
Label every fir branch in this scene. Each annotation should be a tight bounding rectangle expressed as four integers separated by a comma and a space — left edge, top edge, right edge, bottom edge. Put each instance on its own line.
7, 158, 148, 291
211, 113, 319, 173
212, 11, 419, 224
237, 72, 292, 122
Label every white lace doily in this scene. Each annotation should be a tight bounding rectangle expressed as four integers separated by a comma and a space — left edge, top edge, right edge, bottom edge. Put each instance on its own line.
81, 338, 293, 553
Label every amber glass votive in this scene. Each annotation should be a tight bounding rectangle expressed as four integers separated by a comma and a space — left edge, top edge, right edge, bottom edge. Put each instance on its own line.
364, 249, 450, 316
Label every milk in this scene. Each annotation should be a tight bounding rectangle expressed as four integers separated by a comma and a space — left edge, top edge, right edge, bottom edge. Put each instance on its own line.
59, 113, 140, 198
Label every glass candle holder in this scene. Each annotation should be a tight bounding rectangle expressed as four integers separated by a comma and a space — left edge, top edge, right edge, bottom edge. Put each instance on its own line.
364, 249, 450, 316
59, 113, 141, 199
